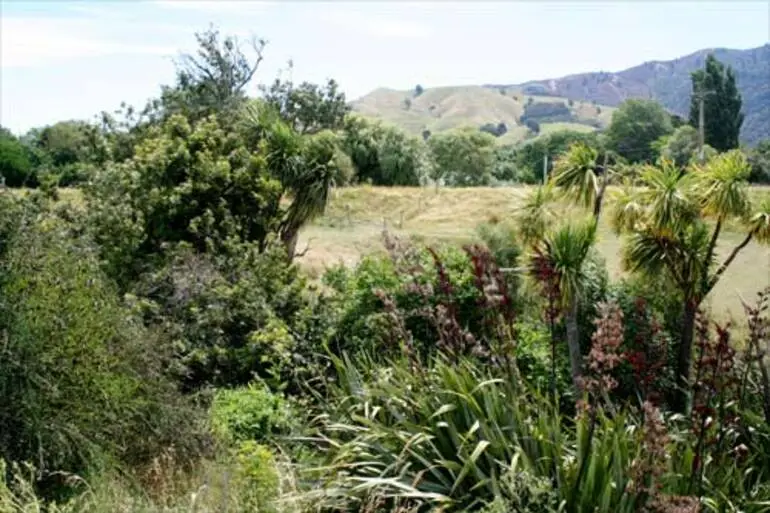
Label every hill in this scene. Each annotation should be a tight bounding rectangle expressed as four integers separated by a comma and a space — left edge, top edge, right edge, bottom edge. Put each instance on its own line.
352, 45, 768, 146
511, 44, 770, 145
350, 85, 616, 145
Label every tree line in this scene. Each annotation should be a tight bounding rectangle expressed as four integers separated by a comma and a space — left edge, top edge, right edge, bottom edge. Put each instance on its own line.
2, 36, 768, 190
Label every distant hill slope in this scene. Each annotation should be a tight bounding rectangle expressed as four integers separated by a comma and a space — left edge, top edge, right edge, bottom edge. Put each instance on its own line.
512, 44, 770, 145
350, 85, 616, 145
352, 44, 768, 146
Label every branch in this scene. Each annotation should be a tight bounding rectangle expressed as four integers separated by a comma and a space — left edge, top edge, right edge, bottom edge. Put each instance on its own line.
236, 35, 265, 92
705, 230, 754, 296
294, 237, 315, 259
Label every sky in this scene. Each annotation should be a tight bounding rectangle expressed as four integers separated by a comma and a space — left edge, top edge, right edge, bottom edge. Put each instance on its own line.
1, 0, 769, 134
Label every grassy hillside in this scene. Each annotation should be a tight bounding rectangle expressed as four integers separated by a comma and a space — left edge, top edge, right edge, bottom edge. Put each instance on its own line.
298, 185, 770, 319
515, 44, 770, 145
350, 85, 615, 144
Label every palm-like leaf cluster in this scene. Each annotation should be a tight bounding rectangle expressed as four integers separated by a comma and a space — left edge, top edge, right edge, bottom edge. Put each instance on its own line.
538, 218, 598, 308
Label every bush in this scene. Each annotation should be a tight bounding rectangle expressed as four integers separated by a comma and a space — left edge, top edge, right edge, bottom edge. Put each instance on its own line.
211, 384, 295, 444
322, 237, 517, 361
131, 245, 314, 392
313, 356, 651, 512
0, 212, 206, 488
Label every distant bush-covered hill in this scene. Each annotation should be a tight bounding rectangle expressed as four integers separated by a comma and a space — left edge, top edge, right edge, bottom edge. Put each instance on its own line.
352, 44, 768, 146
512, 44, 769, 145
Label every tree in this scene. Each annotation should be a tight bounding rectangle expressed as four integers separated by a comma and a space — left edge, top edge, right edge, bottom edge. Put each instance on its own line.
428, 129, 496, 186
414, 84, 425, 97
531, 218, 599, 389
605, 99, 673, 163
340, 116, 427, 186
262, 66, 350, 134
655, 125, 705, 168
156, 26, 265, 123
480, 122, 507, 137
747, 140, 770, 183
515, 130, 600, 185
611, 152, 770, 411
87, 108, 340, 287
551, 142, 618, 219
688, 54, 744, 152
0, 127, 34, 186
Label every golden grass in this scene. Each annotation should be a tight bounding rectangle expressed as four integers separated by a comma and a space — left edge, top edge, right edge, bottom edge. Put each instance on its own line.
9, 185, 768, 319
351, 85, 616, 140
299, 186, 770, 320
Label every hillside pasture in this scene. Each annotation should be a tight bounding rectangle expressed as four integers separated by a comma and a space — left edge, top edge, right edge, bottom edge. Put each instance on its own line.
299, 185, 770, 320
350, 85, 617, 144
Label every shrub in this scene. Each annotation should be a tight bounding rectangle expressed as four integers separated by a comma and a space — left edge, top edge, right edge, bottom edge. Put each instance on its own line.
322, 235, 518, 362
231, 441, 281, 512
0, 212, 206, 488
131, 245, 313, 392
211, 384, 295, 444
312, 356, 657, 512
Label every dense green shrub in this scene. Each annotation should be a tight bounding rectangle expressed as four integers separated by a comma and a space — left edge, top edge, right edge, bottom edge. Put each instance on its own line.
131, 245, 314, 391
211, 383, 295, 444
0, 212, 206, 485
0, 128, 35, 187
322, 239, 514, 360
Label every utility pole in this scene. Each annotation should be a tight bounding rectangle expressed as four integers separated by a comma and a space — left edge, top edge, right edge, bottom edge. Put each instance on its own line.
698, 93, 705, 163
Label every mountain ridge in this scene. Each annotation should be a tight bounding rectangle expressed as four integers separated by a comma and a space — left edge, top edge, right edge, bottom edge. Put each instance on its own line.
352, 44, 769, 145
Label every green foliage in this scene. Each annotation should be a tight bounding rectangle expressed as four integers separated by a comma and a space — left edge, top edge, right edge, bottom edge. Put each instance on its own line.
85, 113, 282, 285
428, 128, 496, 186
0, 127, 34, 187
262, 68, 350, 135
655, 124, 701, 168
515, 130, 600, 184
605, 99, 674, 163
158, 27, 265, 124
131, 245, 313, 391
313, 356, 702, 512
341, 115, 428, 186
211, 384, 294, 444
231, 441, 281, 512
689, 53, 744, 152
490, 144, 521, 182
0, 211, 205, 481
748, 139, 770, 184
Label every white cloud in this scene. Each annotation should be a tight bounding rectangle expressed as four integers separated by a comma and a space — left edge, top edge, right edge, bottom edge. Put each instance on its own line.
153, 0, 274, 15
1, 17, 176, 68
319, 9, 433, 39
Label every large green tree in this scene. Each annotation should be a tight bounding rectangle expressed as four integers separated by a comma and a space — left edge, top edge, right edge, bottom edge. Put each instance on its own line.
428, 128, 496, 186
146, 27, 265, 126
341, 115, 428, 186
605, 99, 673, 163
688, 54, 744, 153
514, 130, 600, 184
0, 127, 34, 187
262, 64, 350, 135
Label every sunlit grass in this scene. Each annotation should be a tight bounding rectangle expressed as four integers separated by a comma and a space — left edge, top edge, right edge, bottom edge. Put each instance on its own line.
10, 185, 769, 320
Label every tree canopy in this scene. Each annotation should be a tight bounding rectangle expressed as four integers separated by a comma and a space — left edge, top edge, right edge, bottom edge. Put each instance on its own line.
688, 54, 744, 153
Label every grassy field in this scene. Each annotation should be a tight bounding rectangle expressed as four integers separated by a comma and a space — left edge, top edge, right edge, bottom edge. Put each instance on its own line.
299, 185, 770, 320
9, 185, 768, 320
350, 85, 616, 144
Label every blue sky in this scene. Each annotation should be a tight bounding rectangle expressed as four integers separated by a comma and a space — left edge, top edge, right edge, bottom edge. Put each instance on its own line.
2, 0, 768, 134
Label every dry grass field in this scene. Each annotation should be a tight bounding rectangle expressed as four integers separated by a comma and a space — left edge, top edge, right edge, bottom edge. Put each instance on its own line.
298, 185, 770, 321
10, 185, 768, 321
